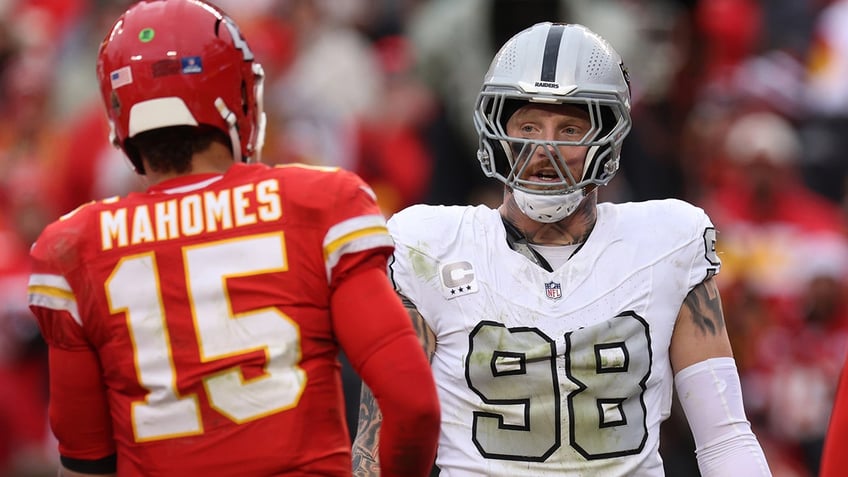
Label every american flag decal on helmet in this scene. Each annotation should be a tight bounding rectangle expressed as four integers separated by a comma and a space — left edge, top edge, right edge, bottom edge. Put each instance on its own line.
110, 66, 133, 89
545, 281, 562, 300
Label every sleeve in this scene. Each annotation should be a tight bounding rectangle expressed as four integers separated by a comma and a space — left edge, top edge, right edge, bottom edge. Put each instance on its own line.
385, 205, 431, 307
385, 205, 453, 336
319, 172, 439, 475
321, 170, 395, 288
28, 250, 116, 466
684, 203, 722, 288
330, 259, 440, 477
28, 271, 88, 351
821, 360, 848, 477
48, 346, 117, 467
675, 358, 772, 477
386, 220, 413, 300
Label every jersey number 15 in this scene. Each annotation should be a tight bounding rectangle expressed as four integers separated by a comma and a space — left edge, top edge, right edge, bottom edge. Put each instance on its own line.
106, 233, 306, 442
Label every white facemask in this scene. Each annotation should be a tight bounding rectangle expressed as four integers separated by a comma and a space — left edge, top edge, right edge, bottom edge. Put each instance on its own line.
513, 188, 585, 223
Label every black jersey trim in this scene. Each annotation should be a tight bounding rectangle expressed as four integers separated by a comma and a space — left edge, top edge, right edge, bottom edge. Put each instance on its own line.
60, 454, 117, 474
501, 216, 553, 272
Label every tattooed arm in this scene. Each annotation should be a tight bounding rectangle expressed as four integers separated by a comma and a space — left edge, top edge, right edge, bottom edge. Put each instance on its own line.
670, 277, 772, 476
669, 276, 734, 373
352, 298, 437, 477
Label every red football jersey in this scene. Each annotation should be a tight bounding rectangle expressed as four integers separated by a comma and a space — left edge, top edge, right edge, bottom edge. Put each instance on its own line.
28, 163, 395, 476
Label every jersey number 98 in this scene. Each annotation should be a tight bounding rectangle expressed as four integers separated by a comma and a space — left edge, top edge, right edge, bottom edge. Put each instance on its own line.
466, 313, 651, 461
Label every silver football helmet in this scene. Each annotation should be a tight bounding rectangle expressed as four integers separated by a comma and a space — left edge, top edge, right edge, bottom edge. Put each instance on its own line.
473, 22, 632, 222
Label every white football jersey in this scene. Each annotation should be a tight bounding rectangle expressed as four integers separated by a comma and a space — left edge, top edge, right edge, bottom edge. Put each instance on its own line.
387, 200, 720, 477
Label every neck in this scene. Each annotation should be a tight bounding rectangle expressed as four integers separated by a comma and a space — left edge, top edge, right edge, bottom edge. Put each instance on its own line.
144, 142, 235, 185
499, 188, 598, 246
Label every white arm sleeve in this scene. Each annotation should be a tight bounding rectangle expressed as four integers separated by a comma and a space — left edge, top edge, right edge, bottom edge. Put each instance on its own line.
674, 357, 772, 477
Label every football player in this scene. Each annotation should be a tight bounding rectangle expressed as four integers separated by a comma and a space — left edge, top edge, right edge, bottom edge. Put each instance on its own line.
352, 23, 771, 476
27, 1, 439, 476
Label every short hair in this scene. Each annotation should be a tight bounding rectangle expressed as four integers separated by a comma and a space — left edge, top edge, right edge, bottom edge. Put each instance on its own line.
124, 125, 232, 175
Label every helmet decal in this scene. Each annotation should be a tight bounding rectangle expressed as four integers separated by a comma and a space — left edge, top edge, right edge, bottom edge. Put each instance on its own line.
109, 66, 133, 89
181, 57, 203, 74
540, 24, 565, 84
151, 59, 178, 77
220, 16, 254, 61
139, 28, 155, 42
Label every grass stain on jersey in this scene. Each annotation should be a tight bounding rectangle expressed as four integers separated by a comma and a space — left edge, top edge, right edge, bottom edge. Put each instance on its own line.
408, 247, 438, 283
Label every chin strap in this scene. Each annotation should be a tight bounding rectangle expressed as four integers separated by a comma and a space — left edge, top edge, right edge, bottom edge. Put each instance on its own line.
501, 216, 553, 272
513, 188, 585, 223
251, 63, 267, 163
214, 98, 242, 163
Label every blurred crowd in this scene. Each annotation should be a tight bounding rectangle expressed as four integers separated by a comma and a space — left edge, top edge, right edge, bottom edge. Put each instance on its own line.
1, 0, 847, 476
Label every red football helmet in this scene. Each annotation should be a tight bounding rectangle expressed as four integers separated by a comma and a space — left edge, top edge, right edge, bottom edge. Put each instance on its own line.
96, 0, 266, 172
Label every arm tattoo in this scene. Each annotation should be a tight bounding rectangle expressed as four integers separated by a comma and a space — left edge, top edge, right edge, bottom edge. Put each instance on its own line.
399, 294, 436, 360
682, 279, 725, 336
351, 297, 436, 476
352, 384, 382, 476
409, 306, 436, 361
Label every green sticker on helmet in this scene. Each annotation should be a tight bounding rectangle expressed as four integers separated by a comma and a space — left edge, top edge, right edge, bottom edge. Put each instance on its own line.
139, 28, 155, 42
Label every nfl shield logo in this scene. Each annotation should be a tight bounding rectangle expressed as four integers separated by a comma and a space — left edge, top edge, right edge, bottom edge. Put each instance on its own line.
544, 281, 562, 300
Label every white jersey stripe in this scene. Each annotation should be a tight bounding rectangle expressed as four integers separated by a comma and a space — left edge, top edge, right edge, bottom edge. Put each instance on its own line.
28, 274, 81, 325
323, 214, 393, 282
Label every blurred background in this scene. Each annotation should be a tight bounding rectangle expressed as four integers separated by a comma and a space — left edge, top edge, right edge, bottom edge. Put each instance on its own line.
1, 0, 847, 476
